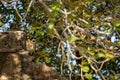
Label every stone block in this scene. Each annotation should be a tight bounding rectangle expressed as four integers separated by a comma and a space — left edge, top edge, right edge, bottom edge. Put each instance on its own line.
0, 31, 26, 52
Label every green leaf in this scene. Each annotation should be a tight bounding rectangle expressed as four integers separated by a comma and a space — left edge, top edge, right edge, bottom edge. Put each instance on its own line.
106, 54, 114, 59
84, 23, 91, 28
51, 11, 59, 17
35, 57, 40, 64
51, 2, 60, 11
82, 61, 89, 65
72, 13, 77, 17
71, 65, 75, 70
81, 66, 90, 73
44, 57, 50, 63
68, 35, 78, 44
114, 21, 120, 27
98, 52, 105, 58
30, 26, 36, 35
84, 73, 92, 80
49, 22, 54, 29
40, 31, 44, 36
117, 40, 120, 44
87, 51, 95, 56
0, 21, 5, 28
80, 34, 86, 40
31, 26, 36, 31
109, 75, 118, 80
36, 30, 44, 36
41, 49, 46, 55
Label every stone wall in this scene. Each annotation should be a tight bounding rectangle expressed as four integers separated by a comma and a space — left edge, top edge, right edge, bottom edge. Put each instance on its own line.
0, 31, 68, 80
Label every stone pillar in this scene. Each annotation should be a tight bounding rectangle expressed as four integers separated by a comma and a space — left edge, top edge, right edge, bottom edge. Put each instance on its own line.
0, 31, 26, 80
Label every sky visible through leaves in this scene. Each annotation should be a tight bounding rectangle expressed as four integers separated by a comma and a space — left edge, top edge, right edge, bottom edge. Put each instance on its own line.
0, 0, 120, 80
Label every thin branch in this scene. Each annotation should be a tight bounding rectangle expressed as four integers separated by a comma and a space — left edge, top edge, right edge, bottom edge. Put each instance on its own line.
58, 0, 63, 5
38, 0, 52, 13
98, 70, 106, 80
78, 18, 89, 24
114, 52, 120, 57
38, 0, 70, 15
81, 67, 85, 80
13, 5, 23, 20
99, 59, 110, 70
53, 28, 62, 40
23, 0, 34, 19
66, 41, 72, 80
62, 9, 72, 35
83, 54, 106, 80
75, 56, 83, 60
60, 45, 64, 75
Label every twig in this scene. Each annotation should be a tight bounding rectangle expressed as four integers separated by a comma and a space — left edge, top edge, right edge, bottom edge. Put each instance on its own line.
53, 28, 62, 40
83, 54, 106, 80
23, 0, 34, 19
78, 18, 89, 24
98, 70, 106, 80
62, 9, 72, 36
99, 59, 110, 70
75, 56, 83, 60
66, 41, 72, 80
60, 45, 64, 75
81, 69, 84, 80
38, 0, 52, 13
13, 5, 23, 20
58, 0, 63, 5
38, 0, 70, 15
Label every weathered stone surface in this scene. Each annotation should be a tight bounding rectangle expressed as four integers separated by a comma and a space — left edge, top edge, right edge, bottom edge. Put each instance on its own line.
0, 31, 68, 80
0, 53, 21, 80
0, 31, 26, 52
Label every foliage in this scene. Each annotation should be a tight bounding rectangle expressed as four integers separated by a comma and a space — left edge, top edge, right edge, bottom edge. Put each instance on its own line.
0, 0, 120, 80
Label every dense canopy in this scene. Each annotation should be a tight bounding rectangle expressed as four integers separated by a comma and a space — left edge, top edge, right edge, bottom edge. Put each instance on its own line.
0, 0, 120, 80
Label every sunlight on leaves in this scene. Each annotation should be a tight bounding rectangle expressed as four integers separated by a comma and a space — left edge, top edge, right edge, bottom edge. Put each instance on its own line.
106, 54, 114, 59
44, 57, 50, 63
82, 61, 89, 65
51, 11, 59, 17
90, 36, 96, 40
117, 40, 120, 44
105, 50, 114, 58
81, 66, 90, 73
80, 34, 86, 40
114, 21, 120, 27
49, 21, 54, 29
84, 73, 92, 80
51, 2, 60, 11
87, 51, 95, 56
68, 35, 78, 44
98, 52, 105, 58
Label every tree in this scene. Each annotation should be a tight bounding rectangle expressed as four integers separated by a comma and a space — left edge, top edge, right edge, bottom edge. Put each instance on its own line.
0, 0, 120, 80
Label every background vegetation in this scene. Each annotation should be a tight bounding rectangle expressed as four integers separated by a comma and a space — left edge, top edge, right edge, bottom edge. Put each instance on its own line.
0, 0, 120, 80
